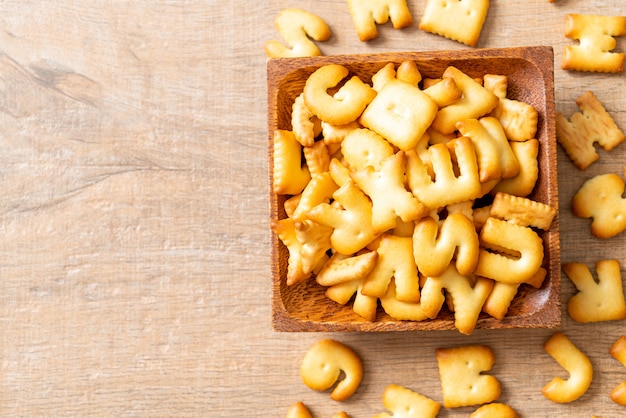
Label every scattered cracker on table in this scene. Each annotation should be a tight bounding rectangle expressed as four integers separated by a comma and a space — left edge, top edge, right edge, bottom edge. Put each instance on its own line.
346, 0, 413, 42
564, 259, 626, 323
373, 384, 441, 418
562, 14, 626, 73
571, 173, 626, 239
610, 336, 626, 406
264, 8, 331, 58
542, 332, 593, 404
556, 91, 625, 170
470, 402, 519, 418
419, 0, 490, 47
300, 339, 363, 402
436, 344, 501, 408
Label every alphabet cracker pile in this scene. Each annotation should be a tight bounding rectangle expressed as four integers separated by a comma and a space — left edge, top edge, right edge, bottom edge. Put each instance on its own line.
271, 61, 557, 335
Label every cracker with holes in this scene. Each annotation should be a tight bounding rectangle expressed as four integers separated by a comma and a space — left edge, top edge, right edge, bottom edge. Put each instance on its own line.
360, 79, 438, 151
563, 259, 626, 323
562, 14, 626, 73
556, 91, 625, 170
373, 384, 441, 418
346, 0, 414, 41
609, 336, 626, 406
572, 173, 626, 239
542, 332, 593, 403
419, 0, 490, 47
436, 344, 501, 408
264, 8, 331, 58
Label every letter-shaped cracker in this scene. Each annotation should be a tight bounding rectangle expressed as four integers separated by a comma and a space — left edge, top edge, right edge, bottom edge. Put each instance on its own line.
456, 117, 520, 183
406, 137, 482, 209
341, 128, 395, 171
542, 332, 593, 403
304, 64, 377, 126
609, 336, 626, 406
264, 8, 331, 58
436, 345, 501, 408
346, 0, 413, 42
562, 14, 626, 73
474, 217, 544, 285
273, 130, 311, 195
291, 172, 338, 221
421, 266, 494, 335
372, 61, 422, 92
413, 213, 480, 277
362, 234, 420, 302
360, 79, 438, 151
470, 403, 519, 418
489, 192, 557, 231
294, 220, 333, 277
316, 251, 378, 287
307, 181, 379, 255
572, 173, 626, 239
286, 401, 313, 418
292, 93, 320, 147
325, 275, 379, 321
484, 74, 538, 142
491, 139, 539, 197
300, 339, 363, 402
564, 260, 626, 323
352, 151, 428, 233
272, 218, 309, 286
373, 384, 441, 418
556, 91, 625, 170
419, 0, 490, 47
380, 281, 431, 322
431, 66, 499, 134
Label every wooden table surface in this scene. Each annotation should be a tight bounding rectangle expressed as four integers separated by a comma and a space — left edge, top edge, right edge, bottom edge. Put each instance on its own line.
0, 1, 624, 416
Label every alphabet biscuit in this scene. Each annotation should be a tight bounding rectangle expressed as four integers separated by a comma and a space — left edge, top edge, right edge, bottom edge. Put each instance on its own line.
609, 336, 626, 406
419, 0, 490, 47
347, 0, 413, 42
373, 384, 441, 418
264, 8, 331, 58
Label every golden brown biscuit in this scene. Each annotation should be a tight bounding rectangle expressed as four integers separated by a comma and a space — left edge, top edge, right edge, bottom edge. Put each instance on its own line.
265, 8, 331, 58
542, 332, 593, 403
373, 384, 441, 418
347, 0, 413, 41
562, 14, 626, 73
436, 344, 501, 407
300, 339, 363, 401
419, 0, 490, 47
609, 336, 626, 406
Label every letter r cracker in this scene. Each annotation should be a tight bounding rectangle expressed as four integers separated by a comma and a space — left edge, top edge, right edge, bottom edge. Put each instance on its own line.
419, 0, 490, 47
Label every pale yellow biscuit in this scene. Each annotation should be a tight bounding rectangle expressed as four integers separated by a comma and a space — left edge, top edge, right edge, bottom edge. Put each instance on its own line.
291, 172, 338, 221
351, 151, 428, 233
406, 137, 482, 209
412, 213, 480, 277
419, 0, 490, 47
304, 64, 377, 126
341, 128, 395, 171
562, 14, 626, 73
307, 181, 379, 255
491, 139, 539, 197
294, 219, 334, 276
571, 173, 626, 239
470, 403, 519, 418
325, 276, 378, 320
316, 251, 378, 287
474, 217, 544, 285
609, 336, 626, 406
456, 117, 520, 183
300, 339, 363, 401
373, 384, 441, 418
362, 234, 420, 302
436, 344, 501, 407
556, 91, 625, 170
489, 192, 557, 231
380, 280, 431, 321
564, 259, 626, 323
431, 66, 499, 134
542, 332, 593, 403
271, 218, 309, 286
292, 93, 320, 147
303, 140, 331, 178
347, 0, 414, 41
264, 8, 331, 58
360, 79, 438, 151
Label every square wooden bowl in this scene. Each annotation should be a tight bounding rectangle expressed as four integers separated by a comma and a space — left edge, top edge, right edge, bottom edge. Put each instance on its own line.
268, 46, 560, 332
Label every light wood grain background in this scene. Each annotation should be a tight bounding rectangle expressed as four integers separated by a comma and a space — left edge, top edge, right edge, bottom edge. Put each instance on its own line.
0, 0, 624, 416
